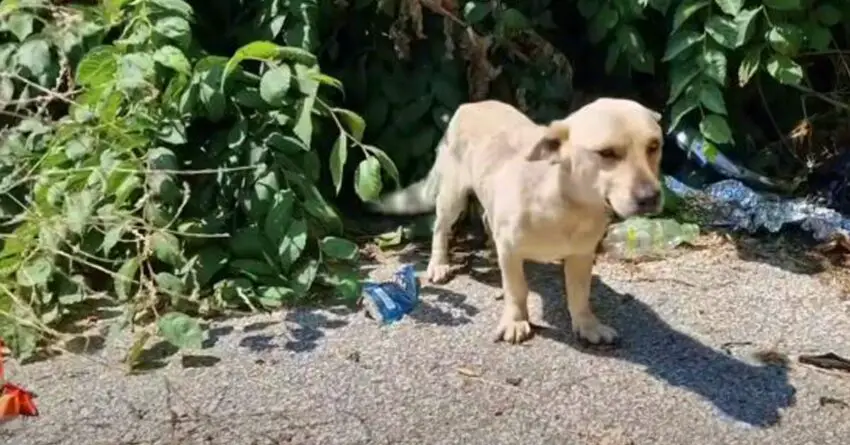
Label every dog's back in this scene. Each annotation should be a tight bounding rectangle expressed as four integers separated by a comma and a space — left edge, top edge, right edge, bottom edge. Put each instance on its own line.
368, 100, 538, 215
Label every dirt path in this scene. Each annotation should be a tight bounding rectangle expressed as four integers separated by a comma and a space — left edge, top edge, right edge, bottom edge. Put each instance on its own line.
3, 238, 850, 444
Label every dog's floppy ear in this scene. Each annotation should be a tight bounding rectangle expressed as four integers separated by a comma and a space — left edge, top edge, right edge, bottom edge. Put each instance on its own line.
526, 121, 570, 163
646, 107, 662, 122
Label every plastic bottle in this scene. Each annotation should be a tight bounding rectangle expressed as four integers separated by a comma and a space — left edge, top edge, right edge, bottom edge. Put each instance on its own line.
601, 217, 700, 259
360, 264, 420, 324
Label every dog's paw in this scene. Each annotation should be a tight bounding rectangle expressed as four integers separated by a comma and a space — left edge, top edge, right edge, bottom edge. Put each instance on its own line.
492, 319, 533, 344
426, 261, 452, 283
572, 317, 618, 344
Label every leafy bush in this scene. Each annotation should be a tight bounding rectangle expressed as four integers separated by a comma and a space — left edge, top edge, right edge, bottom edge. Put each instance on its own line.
0, 0, 847, 360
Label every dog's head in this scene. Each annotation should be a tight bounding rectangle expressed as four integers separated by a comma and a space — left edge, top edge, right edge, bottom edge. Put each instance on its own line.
525, 97, 664, 218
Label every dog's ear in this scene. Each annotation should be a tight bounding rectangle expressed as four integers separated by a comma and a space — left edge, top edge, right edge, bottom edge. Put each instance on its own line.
645, 107, 662, 122
526, 121, 570, 163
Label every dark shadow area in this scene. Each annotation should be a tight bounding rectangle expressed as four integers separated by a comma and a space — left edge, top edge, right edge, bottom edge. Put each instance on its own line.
181, 354, 221, 368
239, 335, 277, 352
63, 334, 106, 355
243, 321, 279, 332
201, 325, 235, 349
273, 307, 353, 353
710, 228, 829, 276
134, 340, 179, 371
407, 286, 480, 326
504, 262, 799, 428
55, 297, 124, 334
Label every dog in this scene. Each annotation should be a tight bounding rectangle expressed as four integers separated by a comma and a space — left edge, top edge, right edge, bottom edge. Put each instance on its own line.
368, 98, 664, 344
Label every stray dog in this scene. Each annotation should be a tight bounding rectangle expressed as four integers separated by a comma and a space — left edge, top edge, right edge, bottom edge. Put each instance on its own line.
368, 98, 664, 344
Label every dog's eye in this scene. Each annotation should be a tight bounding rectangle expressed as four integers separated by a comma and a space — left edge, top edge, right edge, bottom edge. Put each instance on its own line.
647, 141, 661, 155
597, 148, 620, 160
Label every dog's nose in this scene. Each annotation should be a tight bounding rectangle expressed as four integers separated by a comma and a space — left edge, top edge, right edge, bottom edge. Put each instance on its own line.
633, 184, 661, 211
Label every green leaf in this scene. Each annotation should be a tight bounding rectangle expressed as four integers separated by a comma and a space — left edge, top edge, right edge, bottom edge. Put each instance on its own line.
278, 218, 308, 271
354, 156, 383, 202
365, 146, 401, 188
804, 23, 832, 52
114, 257, 140, 301
762, 0, 802, 11
714, 0, 743, 15
157, 312, 204, 350
699, 114, 733, 144
705, 15, 738, 49
667, 61, 701, 104
223, 41, 317, 82
230, 226, 266, 259
395, 95, 433, 131
700, 45, 727, 85
334, 108, 366, 141
65, 190, 97, 234
257, 286, 296, 307
604, 43, 620, 74
155, 272, 184, 297
149, 0, 194, 20
463, 1, 491, 23
737, 46, 762, 87
154, 17, 191, 50
587, 4, 619, 43
500, 8, 530, 31
263, 189, 296, 245
765, 54, 803, 85
151, 231, 184, 267
15, 38, 51, 77
663, 30, 703, 61
320, 236, 359, 261
733, 7, 762, 47
16, 257, 52, 287
668, 91, 699, 131
672, 0, 710, 32
0, 77, 13, 104
814, 4, 842, 26
259, 64, 292, 106
330, 134, 347, 194
193, 246, 229, 287
153, 45, 191, 74
698, 81, 727, 115
767, 24, 803, 56
290, 256, 319, 297
6, 11, 34, 41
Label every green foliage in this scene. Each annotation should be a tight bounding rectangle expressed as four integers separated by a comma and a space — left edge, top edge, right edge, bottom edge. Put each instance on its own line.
0, 0, 846, 360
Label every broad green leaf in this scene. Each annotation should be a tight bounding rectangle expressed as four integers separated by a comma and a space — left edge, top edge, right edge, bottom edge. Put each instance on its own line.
714, 0, 743, 15
267, 133, 308, 153
154, 17, 191, 50
259, 64, 292, 107
229, 225, 266, 259
117, 52, 156, 91
672, 0, 710, 32
14, 38, 51, 77
278, 218, 308, 271
576, 0, 600, 17
737, 46, 762, 87
65, 190, 97, 234
668, 91, 699, 131
804, 23, 832, 52
149, 0, 194, 20
618, 26, 654, 74
334, 108, 366, 141
151, 231, 184, 267
16, 257, 52, 287
0, 77, 13, 104
767, 24, 803, 56
223, 41, 317, 82
765, 54, 803, 85
192, 246, 229, 287
663, 30, 703, 61
700, 45, 727, 85
330, 134, 347, 194
604, 43, 620, 74
6, 11, 34, 41
257, 286, 296, 307
148, 146, 178, 170
733, 7, 762, 47
698, 81, 727, 115
290, 255, 319, 297
157, 312, 203, 350
263, 189, 296, 245
464, 1, 491, 23
354, 156, 383, 202
814, 4, 842, 26
705, 15, 738, 49
320, 237, 359, 261
153, 45, 191, 74
499, 8, 530, 31
762, 0, 802, 11
699, 114, 733, 144
587, 4, 619, 43
155, 272, 184, 296
114, 257, 140, 301
365, 146, 401, 188
667, 61, 701, 104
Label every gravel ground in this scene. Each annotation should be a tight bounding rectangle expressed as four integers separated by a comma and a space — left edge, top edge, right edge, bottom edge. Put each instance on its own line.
2, 238, 850, 445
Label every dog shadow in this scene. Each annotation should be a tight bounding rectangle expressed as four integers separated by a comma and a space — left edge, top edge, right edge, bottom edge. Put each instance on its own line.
474, 261, 797, 428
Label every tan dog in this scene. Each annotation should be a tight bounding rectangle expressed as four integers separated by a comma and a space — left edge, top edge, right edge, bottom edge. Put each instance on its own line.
369, 98, 664, 344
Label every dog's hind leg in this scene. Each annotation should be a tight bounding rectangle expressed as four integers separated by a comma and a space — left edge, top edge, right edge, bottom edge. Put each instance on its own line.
425, 178, 467, 284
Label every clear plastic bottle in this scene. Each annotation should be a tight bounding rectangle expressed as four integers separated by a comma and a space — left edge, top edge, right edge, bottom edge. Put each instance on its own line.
602, 217, 700, 259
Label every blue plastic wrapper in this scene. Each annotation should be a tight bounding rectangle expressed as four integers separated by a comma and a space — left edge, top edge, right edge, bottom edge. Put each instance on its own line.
360, 264, 420, 324
664, 175, 850, 241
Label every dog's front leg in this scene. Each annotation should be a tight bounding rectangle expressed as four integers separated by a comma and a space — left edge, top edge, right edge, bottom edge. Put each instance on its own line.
563, 255, 618, 344
493, 247, 532, 343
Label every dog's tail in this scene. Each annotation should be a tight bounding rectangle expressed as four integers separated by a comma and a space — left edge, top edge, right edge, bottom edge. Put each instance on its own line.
367, 121, 455, 215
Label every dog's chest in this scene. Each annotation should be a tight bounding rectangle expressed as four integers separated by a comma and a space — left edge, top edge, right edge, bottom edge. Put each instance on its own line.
511, 211, 607, 261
